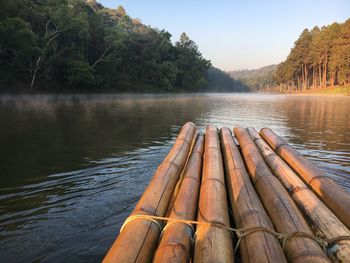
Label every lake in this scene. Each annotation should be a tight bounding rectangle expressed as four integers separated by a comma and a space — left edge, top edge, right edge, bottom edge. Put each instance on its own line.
0, 93, 349, 262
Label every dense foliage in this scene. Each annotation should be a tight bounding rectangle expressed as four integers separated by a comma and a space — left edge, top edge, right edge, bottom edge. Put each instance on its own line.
275, 19, 350, 91
0, 0, 248, 92
229, 65, 276, 91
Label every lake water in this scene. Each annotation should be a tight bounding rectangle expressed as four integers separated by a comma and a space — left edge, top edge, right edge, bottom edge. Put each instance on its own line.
0, 93, 349, 262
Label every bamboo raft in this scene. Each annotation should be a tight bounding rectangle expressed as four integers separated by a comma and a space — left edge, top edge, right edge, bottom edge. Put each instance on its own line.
103, 122, 350, 263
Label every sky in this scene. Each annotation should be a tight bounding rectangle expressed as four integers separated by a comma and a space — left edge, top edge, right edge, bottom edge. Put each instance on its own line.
98, 0, 350, 71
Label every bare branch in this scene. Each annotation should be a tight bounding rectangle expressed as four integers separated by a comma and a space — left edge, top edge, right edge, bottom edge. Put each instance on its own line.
45, 18, 53, 38
30, 18, 69, 88
91, 44, 112, 69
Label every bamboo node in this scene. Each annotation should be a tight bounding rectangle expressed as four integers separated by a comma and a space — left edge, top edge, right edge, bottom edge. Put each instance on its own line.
308, 175, 331, 185
274, 142, 288, 153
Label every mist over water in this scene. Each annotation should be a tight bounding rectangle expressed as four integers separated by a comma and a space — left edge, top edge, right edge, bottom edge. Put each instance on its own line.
0, 93, 349, 262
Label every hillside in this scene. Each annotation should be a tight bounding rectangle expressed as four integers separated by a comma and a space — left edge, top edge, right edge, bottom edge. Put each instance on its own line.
228, 65, 276, 91
0, 0, 249, 93
207, 67, 248, 92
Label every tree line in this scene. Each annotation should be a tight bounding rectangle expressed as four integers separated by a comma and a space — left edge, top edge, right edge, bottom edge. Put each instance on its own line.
0, 0, 248, 93
275, 19, 350, 91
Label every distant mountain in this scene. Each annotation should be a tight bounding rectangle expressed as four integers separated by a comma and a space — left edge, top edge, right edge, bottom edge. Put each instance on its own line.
206, 67, 250, 92
229, 65, 276, 79
228, 65, 276, 90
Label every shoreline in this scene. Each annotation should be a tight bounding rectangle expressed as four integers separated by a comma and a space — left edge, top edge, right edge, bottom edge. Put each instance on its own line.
1, 88, 349, 97
260, 85, 350, 96
291, 86, 350, 96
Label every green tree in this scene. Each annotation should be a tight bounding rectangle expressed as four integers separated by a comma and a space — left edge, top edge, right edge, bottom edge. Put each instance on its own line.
275, 20, 350, 91
175, 32, 211, 91
0, 17, 39, 87
330, 19, 350, 85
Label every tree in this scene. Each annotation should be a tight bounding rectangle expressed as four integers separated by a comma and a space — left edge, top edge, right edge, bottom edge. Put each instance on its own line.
29, 0, 73, 88
330, 19, 350, 85
179, 32, 190, 45
275, 20, 350, 91
0, 17, 39, 86
175, 32, 211, 91
308, 26, 321, 88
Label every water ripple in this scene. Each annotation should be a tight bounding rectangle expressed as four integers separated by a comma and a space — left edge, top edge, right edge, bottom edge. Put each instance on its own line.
0, 93, 349, 262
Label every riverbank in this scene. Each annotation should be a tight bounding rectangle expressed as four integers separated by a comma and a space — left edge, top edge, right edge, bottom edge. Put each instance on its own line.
290, 85, 350, 96
259, 85, 350, 96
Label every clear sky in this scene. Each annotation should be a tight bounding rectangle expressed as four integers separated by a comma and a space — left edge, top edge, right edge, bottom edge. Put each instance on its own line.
98, 0, 349, 71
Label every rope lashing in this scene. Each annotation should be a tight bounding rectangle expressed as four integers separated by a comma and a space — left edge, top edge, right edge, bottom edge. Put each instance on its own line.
119, 214, 350, 255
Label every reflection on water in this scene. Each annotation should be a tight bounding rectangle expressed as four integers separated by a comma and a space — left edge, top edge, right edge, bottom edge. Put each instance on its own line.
0, 94, 349, 262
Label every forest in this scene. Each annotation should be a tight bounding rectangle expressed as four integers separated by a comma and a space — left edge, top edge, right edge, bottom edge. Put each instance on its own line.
275, 19, 350, 92
0, 0, 248, 92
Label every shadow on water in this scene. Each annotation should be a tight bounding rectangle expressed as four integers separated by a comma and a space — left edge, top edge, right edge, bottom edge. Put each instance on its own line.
0, 93, 349, 262
0, 94, 211, 262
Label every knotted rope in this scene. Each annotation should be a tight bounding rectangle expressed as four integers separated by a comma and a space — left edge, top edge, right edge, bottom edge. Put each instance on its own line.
119, 214, 350, 255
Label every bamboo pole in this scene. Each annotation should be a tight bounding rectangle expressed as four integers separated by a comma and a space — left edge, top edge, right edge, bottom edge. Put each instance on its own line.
152, 134, 205, 263
164, 128, 199, 218
103, 122, 197, 263
260, 128, 350, 229
194, 126, 234, 263
234, 127, 329, 263
219, 128, 287, 263
248, 127, 350, 262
